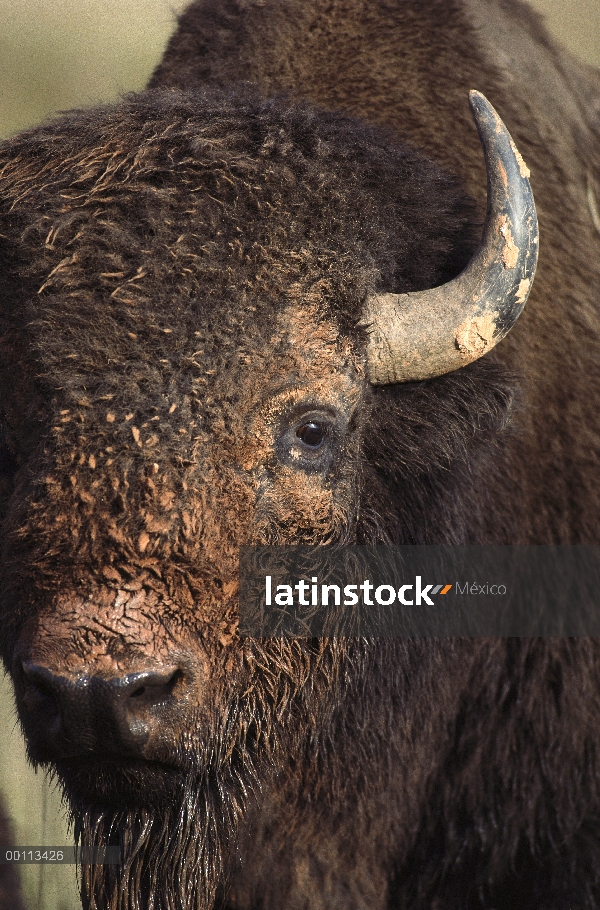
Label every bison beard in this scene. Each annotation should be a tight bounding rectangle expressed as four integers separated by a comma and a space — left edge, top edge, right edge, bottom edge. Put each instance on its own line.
69, 670, 253, 910
68, 638, 381, 910
75, 774, 234, 910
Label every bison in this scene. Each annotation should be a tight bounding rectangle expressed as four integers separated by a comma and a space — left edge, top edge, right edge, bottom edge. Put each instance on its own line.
1, 1, 600, 909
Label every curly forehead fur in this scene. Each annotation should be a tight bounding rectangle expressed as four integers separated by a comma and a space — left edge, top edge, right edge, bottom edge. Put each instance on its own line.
0, 88, 500, 586
0, 88, 475, 325
0, 92, 476, 419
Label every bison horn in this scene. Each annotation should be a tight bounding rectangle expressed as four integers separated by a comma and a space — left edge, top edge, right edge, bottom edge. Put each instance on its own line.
363, 91, 538, 384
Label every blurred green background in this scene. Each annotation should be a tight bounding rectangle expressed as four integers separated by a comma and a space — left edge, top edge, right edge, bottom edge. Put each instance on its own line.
0, 1, 598, 909
0, 0, 189, 139
0, 0, 598, 140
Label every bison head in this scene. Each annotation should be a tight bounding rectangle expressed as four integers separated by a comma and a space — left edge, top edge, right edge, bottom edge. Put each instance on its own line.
0, 89, 535, 908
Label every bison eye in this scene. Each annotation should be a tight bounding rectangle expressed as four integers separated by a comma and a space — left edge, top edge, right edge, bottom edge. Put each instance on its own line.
296, 421, 325, 448
277, 407, 338, 471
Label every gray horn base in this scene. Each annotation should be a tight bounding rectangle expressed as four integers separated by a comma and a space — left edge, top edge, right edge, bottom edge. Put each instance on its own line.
363, 90, 538, 385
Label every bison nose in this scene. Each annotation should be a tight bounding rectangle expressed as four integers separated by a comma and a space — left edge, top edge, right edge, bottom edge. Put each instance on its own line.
20, 661, 185, 761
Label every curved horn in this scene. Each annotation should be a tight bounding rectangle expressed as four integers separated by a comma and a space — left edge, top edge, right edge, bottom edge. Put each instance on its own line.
363, 91, 538, 384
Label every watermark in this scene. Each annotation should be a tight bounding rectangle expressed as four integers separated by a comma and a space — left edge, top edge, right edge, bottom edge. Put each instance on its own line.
240, 546, 600, 636
265, 575, 455, 607
0, 846, 121, 865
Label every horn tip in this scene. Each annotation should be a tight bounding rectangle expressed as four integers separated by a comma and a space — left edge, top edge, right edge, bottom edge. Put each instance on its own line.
468, 90, 497, 124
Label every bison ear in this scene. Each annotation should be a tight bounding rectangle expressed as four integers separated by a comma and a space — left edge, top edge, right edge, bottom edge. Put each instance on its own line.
362, 91, 538, 384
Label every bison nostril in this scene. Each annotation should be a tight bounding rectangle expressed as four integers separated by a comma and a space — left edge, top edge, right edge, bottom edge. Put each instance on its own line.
21, 677, 60, 717
19, 662, 72, 752
21, 662, 63, 707
123, 667, 183, 706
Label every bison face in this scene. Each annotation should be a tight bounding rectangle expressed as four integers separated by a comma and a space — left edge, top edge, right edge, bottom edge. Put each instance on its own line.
0, 89, 521, 906
1, 299, 366, 806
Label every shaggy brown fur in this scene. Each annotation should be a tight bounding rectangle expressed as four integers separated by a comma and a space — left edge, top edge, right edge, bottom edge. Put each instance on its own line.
0, 2, 600, 910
